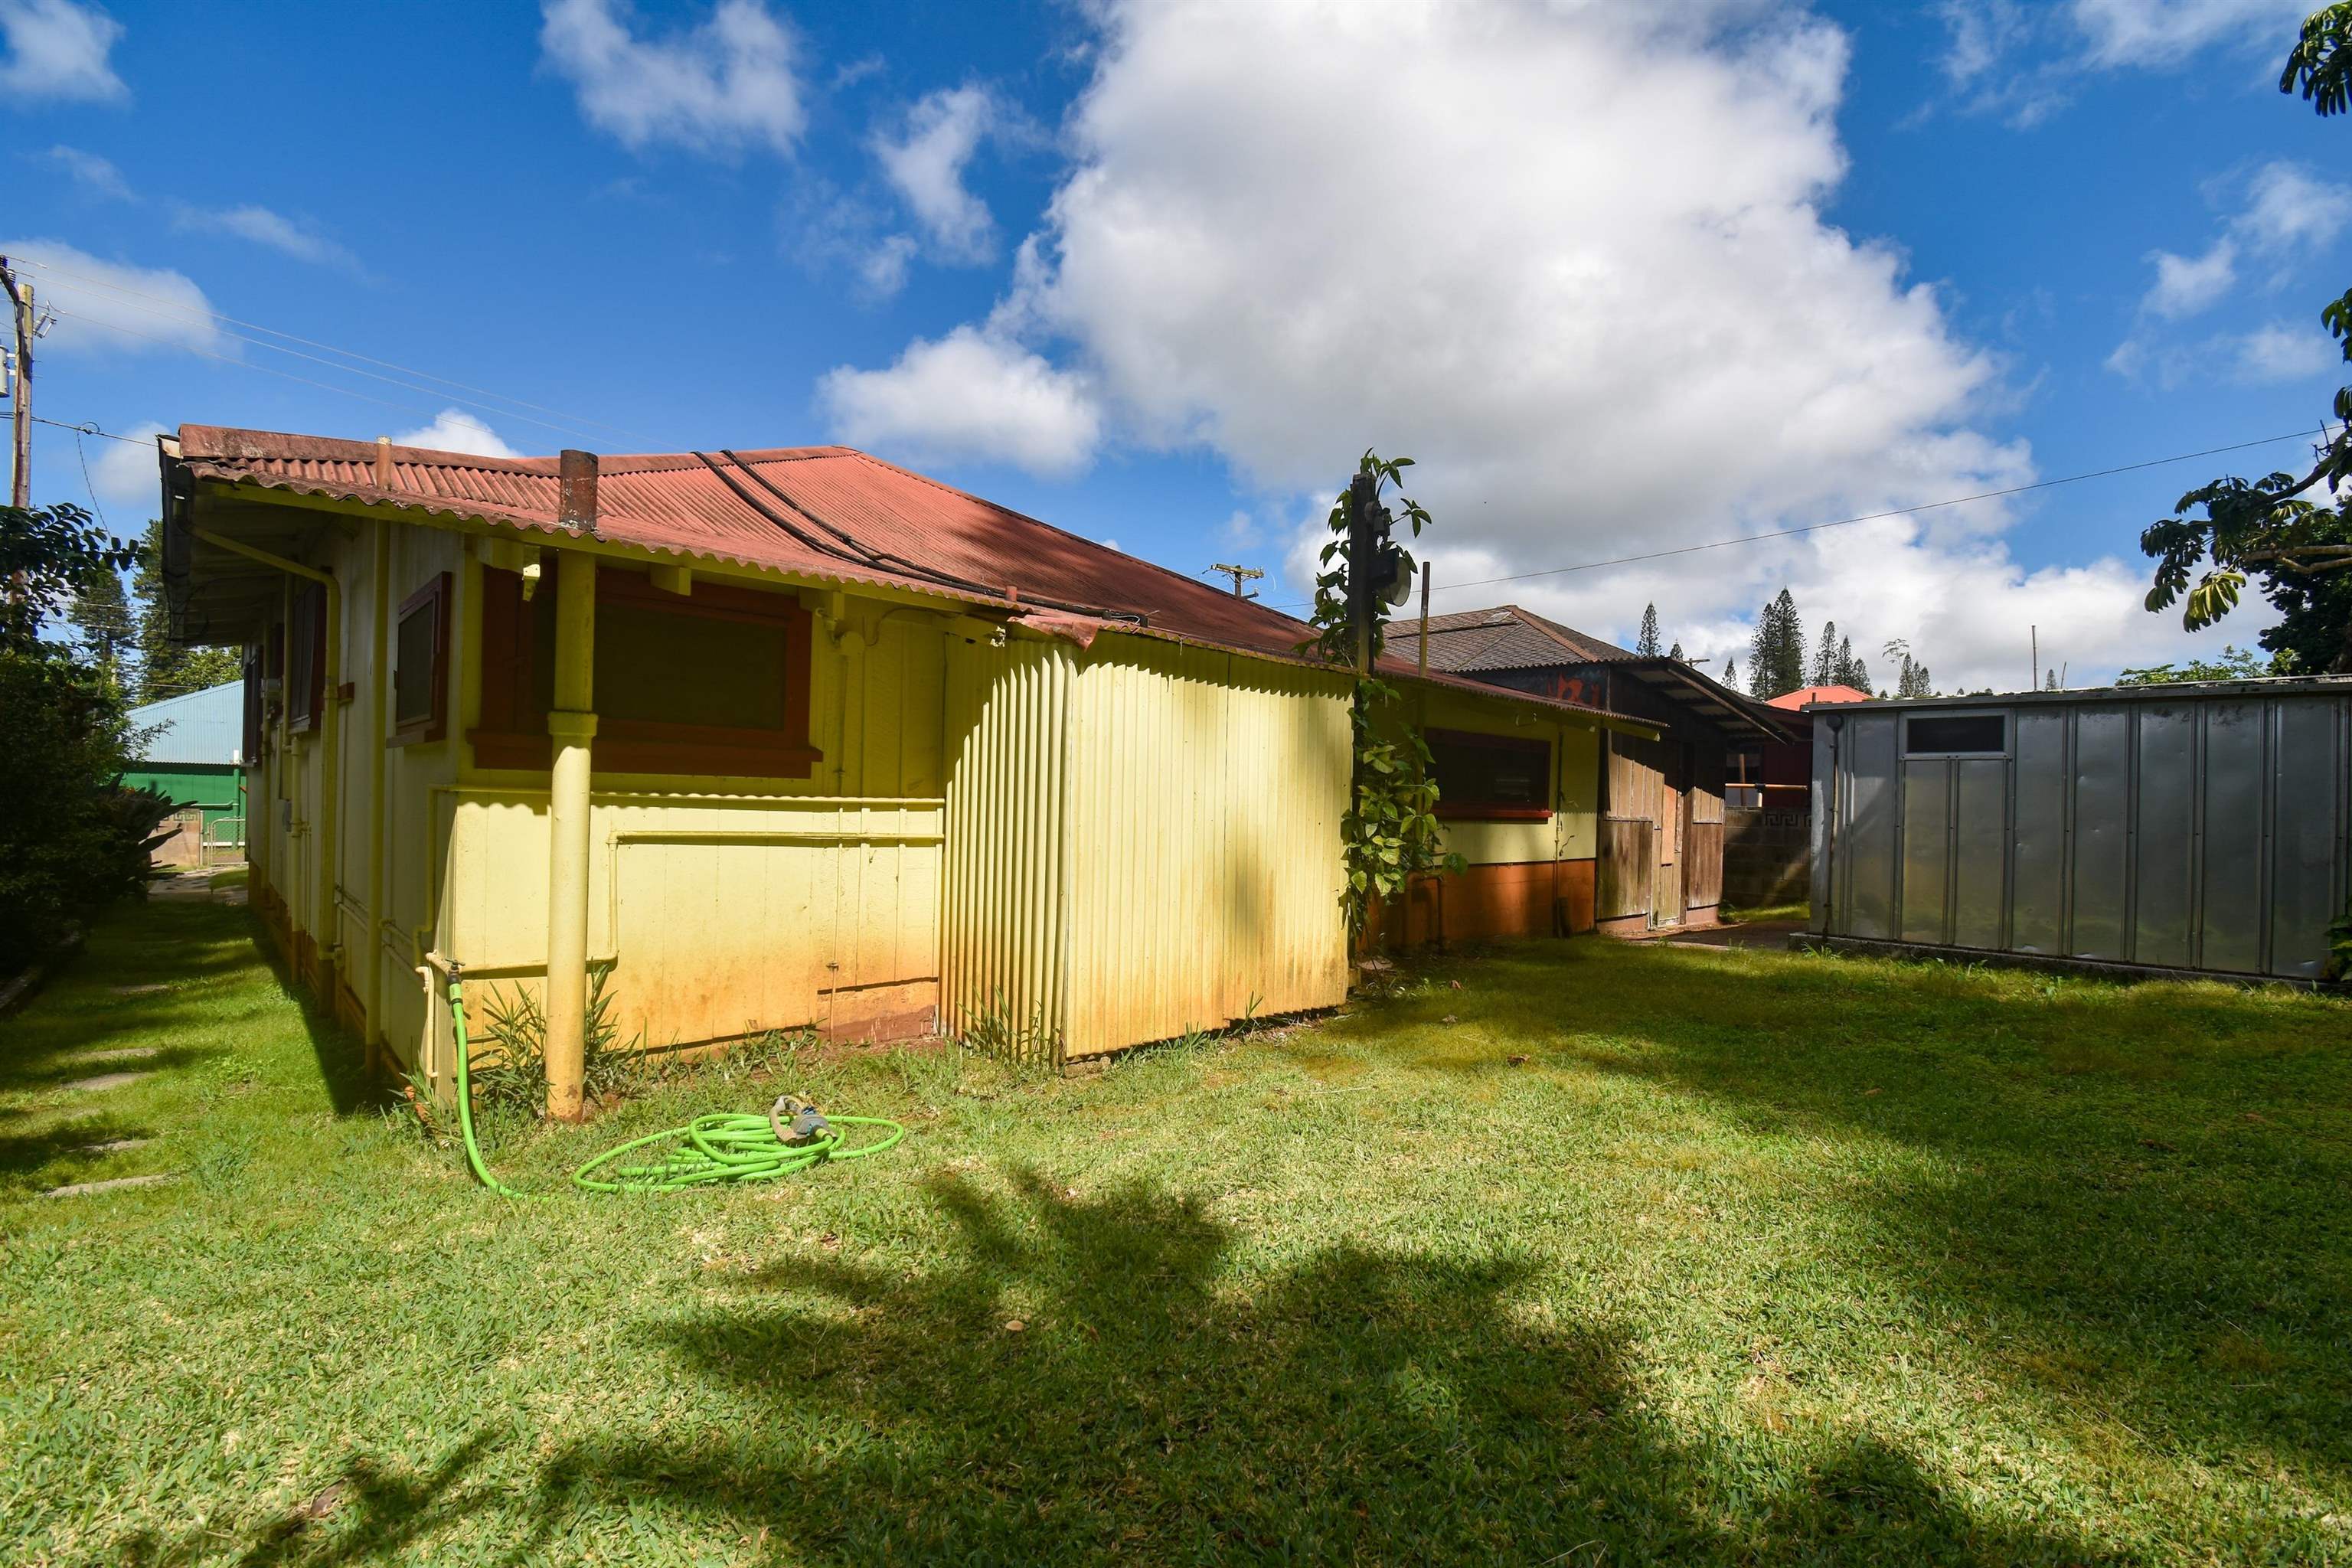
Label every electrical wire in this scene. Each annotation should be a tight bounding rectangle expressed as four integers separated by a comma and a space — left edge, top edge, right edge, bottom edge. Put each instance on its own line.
1261, 423, 2348, 615
32, 414, 146, 445
9, 253, 657, 446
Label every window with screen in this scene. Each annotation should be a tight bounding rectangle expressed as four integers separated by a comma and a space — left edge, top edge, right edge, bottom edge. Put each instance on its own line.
286, 584, 326, 733
1904, 713, 2006, 756
472, 561, 818, 777
1426, 727, 1551, 820
391, 573, 451, 745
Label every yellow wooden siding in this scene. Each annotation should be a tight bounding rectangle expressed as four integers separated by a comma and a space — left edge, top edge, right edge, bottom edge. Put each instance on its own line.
1060, 642, 1352, 1057
1413, 689, 1601, 867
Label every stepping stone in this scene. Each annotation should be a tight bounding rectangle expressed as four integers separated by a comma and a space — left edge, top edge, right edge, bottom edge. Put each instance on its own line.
109, 984, 171, 996
41, 1173, 177, 1199
57, 1072, 151, 1093
80, 1138, 149, 1154
78, 1047, 161, 1063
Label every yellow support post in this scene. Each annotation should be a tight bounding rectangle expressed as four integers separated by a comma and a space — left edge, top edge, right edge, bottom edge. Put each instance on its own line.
544, 551, 597, 1122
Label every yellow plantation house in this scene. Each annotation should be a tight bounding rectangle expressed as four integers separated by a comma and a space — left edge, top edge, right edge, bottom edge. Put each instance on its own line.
156, 426, 1647, 1111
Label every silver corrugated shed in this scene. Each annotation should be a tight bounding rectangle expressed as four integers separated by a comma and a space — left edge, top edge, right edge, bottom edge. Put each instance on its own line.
1810, 678, 2351, 981
128, 680, 246, 766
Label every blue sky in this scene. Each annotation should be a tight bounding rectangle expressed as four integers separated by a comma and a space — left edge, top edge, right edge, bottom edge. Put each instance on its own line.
5, 0, 2344, 688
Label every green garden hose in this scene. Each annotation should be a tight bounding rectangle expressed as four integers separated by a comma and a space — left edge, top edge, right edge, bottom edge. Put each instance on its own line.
446, 974, 904, 1197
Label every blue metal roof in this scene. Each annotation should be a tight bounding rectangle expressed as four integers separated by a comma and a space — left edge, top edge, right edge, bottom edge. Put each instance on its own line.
129, 680, 246, 766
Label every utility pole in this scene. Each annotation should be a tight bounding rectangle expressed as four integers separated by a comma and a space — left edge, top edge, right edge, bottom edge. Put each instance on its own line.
1, 257, 29, 508
2030, 625, 2037, 694
1210, 562, 1263, 599
1347, 472, 1376, 675
1416, 560, 1430, 678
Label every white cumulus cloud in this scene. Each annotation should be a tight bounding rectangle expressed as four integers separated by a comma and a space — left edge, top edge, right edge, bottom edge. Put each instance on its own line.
872, 85, 1001, 263
0, 0, 125, 105
819, 325, 1100, 477
2236, 161, 2352, 255
0, 240, 219, 356
86, 419, 167, 516
36, 143, 132, 200
172, 204, 359, 270
392, 409, 521, 459
541, 0, 804, 158
2139, 240, 2238, 319
2229, 322, 2337, 383
826, 0, 2242, 689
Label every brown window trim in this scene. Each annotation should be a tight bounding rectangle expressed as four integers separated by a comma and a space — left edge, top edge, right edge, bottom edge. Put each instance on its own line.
390, 571, 452, 747
1426, 726, 1553, 823
467, 560, 822, 779
286, 583, 327, 735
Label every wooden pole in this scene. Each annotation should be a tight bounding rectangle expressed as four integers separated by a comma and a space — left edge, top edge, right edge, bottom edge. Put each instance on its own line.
4, 265, 31, 509
544, 553, 596, 1122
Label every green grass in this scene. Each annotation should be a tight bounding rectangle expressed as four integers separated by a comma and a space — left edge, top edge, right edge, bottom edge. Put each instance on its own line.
4, 897, 2349, 1565
1720, 900, 1810, 924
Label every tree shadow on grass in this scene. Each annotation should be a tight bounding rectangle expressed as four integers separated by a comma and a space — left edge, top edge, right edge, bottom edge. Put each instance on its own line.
1425, 941, 2352, 1493
514, 1171, 2112, 1566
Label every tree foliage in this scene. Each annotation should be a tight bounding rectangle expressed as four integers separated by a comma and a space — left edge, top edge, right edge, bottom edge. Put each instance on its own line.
1635, 603, 1661, 657
2115, 645, 2282, 685
1308, 452, 1462, 940
0, 503, 173, 971
133, 518, 240, 701
1745, 588, 1806, 700
2141, 3, 2352, 671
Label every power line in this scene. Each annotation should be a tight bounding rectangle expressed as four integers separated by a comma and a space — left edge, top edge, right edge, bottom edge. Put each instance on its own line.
11, 253, 661, 446
32, 414, 146, 445
44, 305, 474, 419
1265, 423, 2344, 613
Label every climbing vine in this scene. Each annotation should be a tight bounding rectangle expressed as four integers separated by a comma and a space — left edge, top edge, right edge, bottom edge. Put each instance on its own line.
1309, 451, 1464, 939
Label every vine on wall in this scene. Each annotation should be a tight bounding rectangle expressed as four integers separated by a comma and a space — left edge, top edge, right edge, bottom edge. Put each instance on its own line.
1307, 452, 1465, 939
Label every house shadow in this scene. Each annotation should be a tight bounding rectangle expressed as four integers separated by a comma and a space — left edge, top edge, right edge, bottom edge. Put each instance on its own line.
509, 1171, 2109, 1565
1387, 939, 2352, 1491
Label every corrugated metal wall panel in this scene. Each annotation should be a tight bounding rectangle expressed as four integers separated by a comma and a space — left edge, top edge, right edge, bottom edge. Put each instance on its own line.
1953, 759, 2007, 951
1817, 685, 2352, 982
2269, 696, 2346, 979
2069, 707, 2132, 960
1060, 642, 1350, 1058
2199, 702, 2266, 975
2011, 710, 2067, 954
939, 637, 1073, 1061
2134, 705, 2197, 969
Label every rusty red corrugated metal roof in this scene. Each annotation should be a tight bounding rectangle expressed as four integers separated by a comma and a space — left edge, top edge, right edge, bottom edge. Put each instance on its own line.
170, 424, 1628, 724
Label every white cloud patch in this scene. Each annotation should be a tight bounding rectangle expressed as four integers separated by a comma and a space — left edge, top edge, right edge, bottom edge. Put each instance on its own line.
0, 0, 126, 105
86, 419, 167, 515
36, 143, 131, 200
2139, 240, 2238, 319
2229, 322, 2337, 382
392, 409, 521, 459
827, 0, 2235, 688
2069, 0, 2310, 69
172, 204, 359, 270
872, 84, 1001, 263
819, 325, 1101, 477
0, 240, 219, 356
541, 0, 804, 158
2236, 161, 2352, 254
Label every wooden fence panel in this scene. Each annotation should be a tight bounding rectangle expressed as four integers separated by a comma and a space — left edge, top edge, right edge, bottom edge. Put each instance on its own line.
1597, 816, 1654, 921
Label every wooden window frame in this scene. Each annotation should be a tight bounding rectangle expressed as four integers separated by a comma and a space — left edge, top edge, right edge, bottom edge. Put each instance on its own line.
469, 561, 822, 778
286, 583, 327, 735
390, 571, 452, 747
1427, 726, 1553, 822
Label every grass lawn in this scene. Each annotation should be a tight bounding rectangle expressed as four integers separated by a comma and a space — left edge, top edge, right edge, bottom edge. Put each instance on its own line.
3, 893, 2349, 1566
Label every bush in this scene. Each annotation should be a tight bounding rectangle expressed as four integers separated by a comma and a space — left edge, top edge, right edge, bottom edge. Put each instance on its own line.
0, 646, 164, 972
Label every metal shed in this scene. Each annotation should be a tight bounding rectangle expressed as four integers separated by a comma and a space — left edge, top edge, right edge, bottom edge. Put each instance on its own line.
1808, 678, 2350, 982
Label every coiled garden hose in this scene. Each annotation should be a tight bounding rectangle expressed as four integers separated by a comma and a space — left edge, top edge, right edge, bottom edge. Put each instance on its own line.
446, 974, 905, 1197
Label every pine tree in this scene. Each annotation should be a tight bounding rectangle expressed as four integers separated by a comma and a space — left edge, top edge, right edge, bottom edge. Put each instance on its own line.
71, 568, 137, 692
1667, 640, 1684, 661
2044, 669, 2058, 691
134, 518, 241, 701
1723, 656, 1736, 685
1635, 603, 1661, 657
1839, 637, 1870, 693
1747, 588, 1805, 700
1810, 620, 1839, 688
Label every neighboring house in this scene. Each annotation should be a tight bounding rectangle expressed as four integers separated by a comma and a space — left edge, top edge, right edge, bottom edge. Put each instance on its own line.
1390, 606, 1791, 933
124, 680, 247, 864
1810, 680, 2351, 982
157, 426, 1650, 1102
1760, 684, 1872, 810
